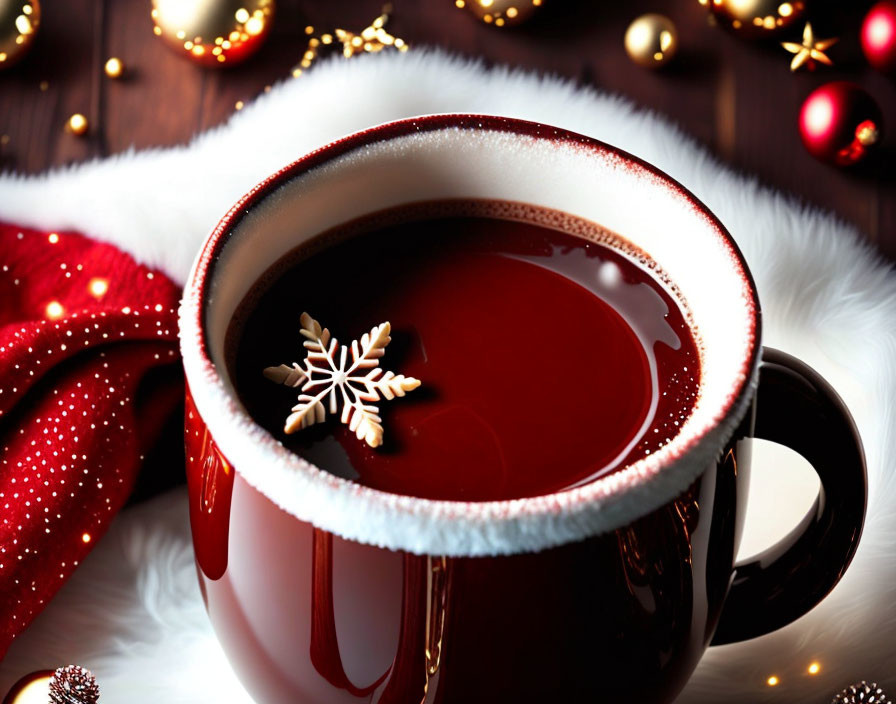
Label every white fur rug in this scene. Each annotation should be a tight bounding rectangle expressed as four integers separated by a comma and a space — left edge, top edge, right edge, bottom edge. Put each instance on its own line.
0, 50, 894, 703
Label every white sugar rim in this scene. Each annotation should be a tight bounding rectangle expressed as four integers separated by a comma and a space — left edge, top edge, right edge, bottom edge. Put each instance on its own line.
179, 115, 761, 557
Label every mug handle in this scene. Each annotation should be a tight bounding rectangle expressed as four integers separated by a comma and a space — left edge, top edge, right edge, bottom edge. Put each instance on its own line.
711, 347, 867, 645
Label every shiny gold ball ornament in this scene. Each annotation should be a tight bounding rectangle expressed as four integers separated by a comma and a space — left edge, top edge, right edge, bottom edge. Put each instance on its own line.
699, 0, 808, 38
0, 0, 40, 69
1, 670, 52, 704
458, 0, 543, 28
151, 0, 274, 67
625, 14, 679, 68
104, 56, 124, 78
66, 113, 88, 136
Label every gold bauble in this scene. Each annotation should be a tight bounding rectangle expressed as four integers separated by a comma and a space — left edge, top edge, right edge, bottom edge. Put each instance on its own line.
700, 0, 808, 38
1, 671, 52, 704
625, 14, 678, 68
151, 0, 274, 67
459, 0, 542, 28
0, 0, 40, 69
66, 113, 89, 136
104, 56, 124, 78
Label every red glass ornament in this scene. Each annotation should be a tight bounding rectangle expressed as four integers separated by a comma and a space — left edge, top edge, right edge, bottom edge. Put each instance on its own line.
798, 82, 883, 166
862, 1, 896, 73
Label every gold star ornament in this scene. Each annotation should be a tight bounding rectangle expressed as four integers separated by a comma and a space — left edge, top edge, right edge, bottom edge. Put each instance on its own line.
335, 11, 406, 58
782, 23, 837, 72
292, 8, 407, 77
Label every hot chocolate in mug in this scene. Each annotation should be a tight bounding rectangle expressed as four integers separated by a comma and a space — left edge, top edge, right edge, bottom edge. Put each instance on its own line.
179, 115, 866, 704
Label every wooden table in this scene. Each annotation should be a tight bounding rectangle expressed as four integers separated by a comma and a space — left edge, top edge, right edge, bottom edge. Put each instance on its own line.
1, 0, 894, 258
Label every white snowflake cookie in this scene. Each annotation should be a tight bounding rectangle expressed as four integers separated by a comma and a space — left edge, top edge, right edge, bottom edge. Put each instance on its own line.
263, 312, 422, 448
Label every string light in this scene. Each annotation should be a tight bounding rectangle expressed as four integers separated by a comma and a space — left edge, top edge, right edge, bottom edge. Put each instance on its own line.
0, 0, 41, 68
808, 661, 821, 675
87, 278, 109, 298
47, 233, 59, 244
245, 15, 264, 35
767, 675, 780, 687
81, 533, 91, 544
45, 301, 65, 320
459, 0, 544, 27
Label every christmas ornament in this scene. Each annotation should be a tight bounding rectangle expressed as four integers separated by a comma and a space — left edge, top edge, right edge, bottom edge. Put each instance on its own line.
264, 312, 421, 448
0, 0, 40, 68
150, 0, 274, 67
781, 22, 837, 71
0, 222, 180, 659
66, 113, 89, 136
103, 56, 123, 78
291, 10, 408, 78
458, 0, 542, 27
861, 1, 896, 73
625, 14, 678, 68
1, 671, 52, 704
799, 82, 882, 166
699, 0, 807, 38
48, 666, 99, 704
831, 681, 892, 704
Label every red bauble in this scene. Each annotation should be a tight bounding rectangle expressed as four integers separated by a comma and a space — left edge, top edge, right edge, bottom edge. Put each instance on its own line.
862, 1, 896, 73
799, 82, 882, 166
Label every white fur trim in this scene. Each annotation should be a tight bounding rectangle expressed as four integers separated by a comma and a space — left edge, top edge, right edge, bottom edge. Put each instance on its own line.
0, 50, 894, 701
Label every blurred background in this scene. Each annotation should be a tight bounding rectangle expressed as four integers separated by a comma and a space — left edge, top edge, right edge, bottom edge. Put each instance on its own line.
1, 0, 894, 258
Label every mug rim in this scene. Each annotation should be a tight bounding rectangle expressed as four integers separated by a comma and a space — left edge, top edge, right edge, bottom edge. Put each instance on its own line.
179, 114, 762, 556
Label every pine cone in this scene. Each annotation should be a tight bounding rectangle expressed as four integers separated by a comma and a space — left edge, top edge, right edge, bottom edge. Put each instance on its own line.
832, 681, 892, 704
48, 665, 99, 704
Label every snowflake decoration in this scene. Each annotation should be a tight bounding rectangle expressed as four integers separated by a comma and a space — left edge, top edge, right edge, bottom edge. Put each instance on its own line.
263, 312, 421, 448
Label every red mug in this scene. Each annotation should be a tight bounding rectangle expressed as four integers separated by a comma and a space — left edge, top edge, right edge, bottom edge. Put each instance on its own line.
179, 116, 866, 703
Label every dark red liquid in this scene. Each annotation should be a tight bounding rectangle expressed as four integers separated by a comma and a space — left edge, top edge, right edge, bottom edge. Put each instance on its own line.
229, 202, 700, 501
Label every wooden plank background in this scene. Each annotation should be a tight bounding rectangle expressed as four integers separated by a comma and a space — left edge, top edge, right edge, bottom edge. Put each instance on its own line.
1, 0, 894, 258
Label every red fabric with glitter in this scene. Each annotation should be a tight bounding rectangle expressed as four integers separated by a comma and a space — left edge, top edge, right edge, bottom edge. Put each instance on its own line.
0, 222, 181, 659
